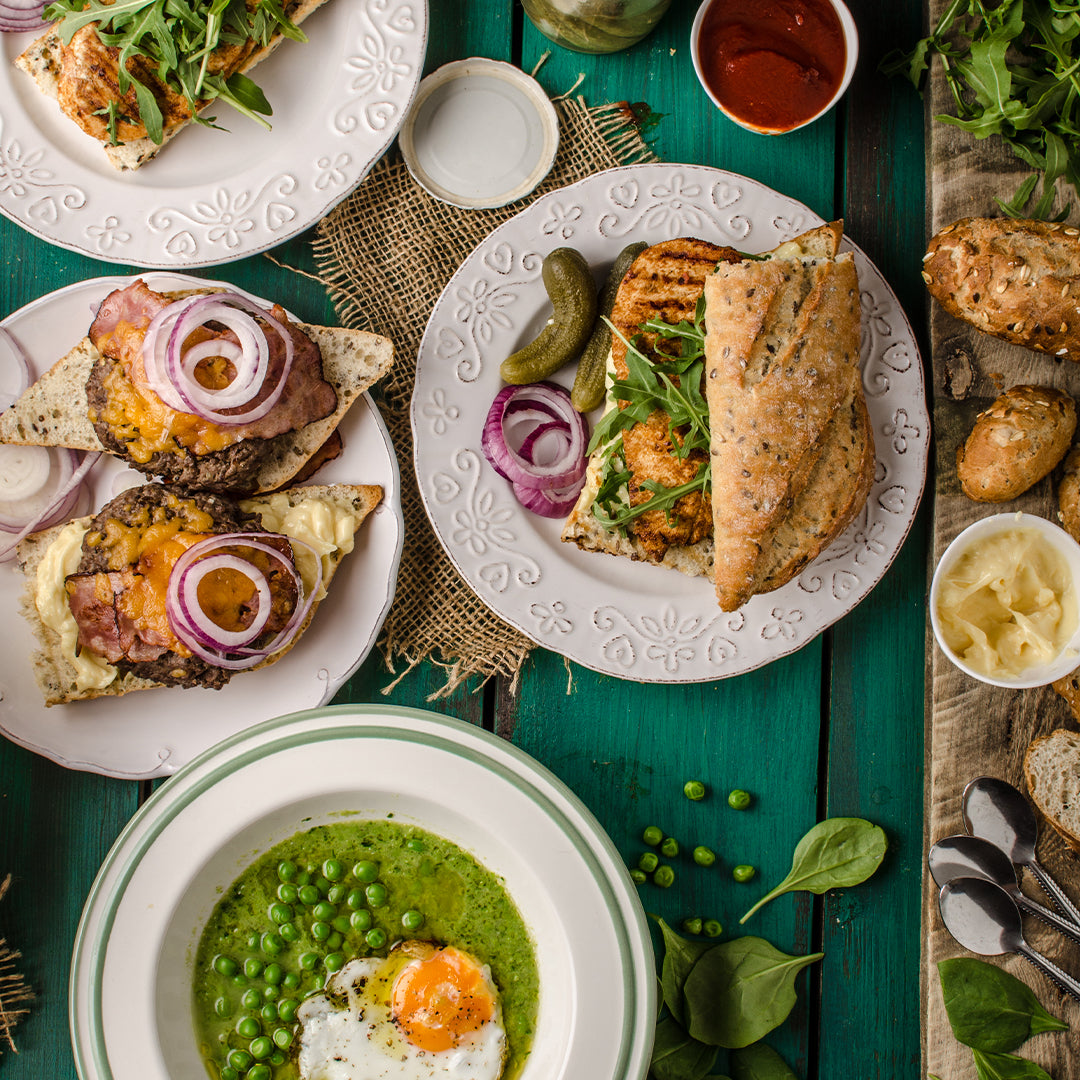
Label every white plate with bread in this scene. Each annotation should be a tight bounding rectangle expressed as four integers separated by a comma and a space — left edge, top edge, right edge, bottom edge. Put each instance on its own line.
411, 164, 929, 682
0, 0, 427, 267
0, 274, 403, 779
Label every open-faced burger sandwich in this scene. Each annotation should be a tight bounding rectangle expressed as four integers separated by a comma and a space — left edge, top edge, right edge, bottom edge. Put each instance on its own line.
0, 280, 393, 495
17, 480, 380, 706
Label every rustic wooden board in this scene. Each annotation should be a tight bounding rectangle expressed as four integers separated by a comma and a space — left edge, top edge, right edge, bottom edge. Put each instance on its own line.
922, 0, 1080, 1073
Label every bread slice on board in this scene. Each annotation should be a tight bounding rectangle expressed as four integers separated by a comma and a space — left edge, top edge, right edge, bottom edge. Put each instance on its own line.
1024, 729, 1080, 851
17, 482, 381, 706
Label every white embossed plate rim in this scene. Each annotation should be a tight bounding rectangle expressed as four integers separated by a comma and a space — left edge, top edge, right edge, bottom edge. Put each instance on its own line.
0, 0, 427, 268
411, 163, 929, 683
0, 275, 403, 778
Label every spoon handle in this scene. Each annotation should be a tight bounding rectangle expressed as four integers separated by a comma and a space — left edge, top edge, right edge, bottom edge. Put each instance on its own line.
1029, 858, 1080, 927
1018, 942, 1080, 1003
1019, 893, 1080, 945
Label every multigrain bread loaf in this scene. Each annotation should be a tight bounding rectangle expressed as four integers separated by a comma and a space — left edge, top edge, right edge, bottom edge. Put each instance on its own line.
1023, 729, 1080, 851
922, 218, 1080, 359
956, 385, 1076, 503
1059, 447, 1080, 541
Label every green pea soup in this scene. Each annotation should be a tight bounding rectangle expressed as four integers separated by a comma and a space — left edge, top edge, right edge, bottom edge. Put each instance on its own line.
192, 819, 539, 1080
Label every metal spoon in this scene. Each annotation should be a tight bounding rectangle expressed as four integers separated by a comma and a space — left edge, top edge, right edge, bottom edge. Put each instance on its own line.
929, 834, 1080, 945
962, 776, 1080, 927
938, 877, 1080, 1002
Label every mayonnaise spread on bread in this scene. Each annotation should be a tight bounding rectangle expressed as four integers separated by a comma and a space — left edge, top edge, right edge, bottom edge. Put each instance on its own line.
936, 526, 1078, 678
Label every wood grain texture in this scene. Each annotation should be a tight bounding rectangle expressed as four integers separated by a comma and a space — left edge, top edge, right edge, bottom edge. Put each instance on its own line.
922, 0, 1080, 1072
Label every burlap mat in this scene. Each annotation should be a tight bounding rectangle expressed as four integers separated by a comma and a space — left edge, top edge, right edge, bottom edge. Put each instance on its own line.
313, 95, 658, 697
0, 876, 32, 1054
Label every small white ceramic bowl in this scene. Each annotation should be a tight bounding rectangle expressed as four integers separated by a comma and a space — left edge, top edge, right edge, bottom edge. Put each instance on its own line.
930, 513, 1080, 689
689, 0, 859, 135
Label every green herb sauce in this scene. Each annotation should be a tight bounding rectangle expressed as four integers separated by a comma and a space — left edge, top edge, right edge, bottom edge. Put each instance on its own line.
192, 819, 539, 1080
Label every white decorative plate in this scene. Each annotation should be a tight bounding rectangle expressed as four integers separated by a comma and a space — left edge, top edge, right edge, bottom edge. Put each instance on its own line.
0, 1, 427, 267
412, 164, 929, 682
70, 705, 655, 1080
0, 275, 403, 779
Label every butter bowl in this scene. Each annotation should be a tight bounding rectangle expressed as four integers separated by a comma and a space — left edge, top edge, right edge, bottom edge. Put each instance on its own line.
930, 512, 1080, 689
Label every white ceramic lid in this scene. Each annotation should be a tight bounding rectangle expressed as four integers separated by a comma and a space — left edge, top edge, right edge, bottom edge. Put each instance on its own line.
400, 58, 559, 209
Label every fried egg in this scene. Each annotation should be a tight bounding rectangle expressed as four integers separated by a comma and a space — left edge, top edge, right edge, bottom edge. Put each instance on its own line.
296, 940, 508, 1080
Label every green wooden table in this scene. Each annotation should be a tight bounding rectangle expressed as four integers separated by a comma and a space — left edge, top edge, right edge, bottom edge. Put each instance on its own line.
0, 1, 928, 1076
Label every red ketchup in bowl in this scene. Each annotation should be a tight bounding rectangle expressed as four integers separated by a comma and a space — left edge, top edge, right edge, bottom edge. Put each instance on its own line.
696, 0, 847, 133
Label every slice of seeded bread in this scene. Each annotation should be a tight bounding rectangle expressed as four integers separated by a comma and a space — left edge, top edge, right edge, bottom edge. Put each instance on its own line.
17, 482, 381, 706
1024, 729, 1080, 852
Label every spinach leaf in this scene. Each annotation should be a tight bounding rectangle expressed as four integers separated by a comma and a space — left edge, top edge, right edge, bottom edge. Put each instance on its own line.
938, 958, 1067, 1052
683, 936, 824, 1049
740, 818, 887, 923
972, 1050, 1053, 1080
649, 1016, 722, 1080
730, 1042, 799, 1079
654, 917, 712, 1024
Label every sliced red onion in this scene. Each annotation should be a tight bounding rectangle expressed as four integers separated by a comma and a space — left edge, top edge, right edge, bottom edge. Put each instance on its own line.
141, 293, 294, 426
0, 5, 49, 32
165, 532, 323, 670
481, 382, 587, 491
0, 324, 31, 411
0, 450, 100, 563
512, 477, 585, 518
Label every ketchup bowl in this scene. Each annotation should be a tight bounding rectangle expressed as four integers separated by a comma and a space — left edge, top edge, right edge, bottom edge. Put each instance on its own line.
690, 0, 858, 135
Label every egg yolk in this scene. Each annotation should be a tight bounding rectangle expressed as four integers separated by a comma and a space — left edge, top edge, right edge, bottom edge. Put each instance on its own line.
391, 946, 495, 1052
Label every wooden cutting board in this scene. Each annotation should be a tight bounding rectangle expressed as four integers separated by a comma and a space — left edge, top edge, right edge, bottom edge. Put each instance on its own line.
923, 1, 1080, 1074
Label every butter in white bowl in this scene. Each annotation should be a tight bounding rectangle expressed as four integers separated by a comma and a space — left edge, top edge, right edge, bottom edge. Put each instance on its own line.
931, 512, 1080, 688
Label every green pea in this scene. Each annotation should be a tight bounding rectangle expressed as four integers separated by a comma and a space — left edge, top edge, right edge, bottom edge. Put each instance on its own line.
263, 963, 283, 986
313, 901, 336, 921
277, 998, 299, 1024
660, 837, 679, 858
246, 933, 260, 951
213, 996, 232, 1019
226, 1049, 252, 1072
350, 909, 373, 932
282, 973, 300, 991
401, 909, 424, 932
365, 883, 388, 907
277, 883, 298, 904
260, 1004, 278, 1024
638, 852, 659, 873
299, 951, 318, 971
220, 1067, 239, 1080
703, 919, 723, 938
213, 955, 238, 978
641, 825, 663, 846
249, 1036, 272, 1060
406, 838, 425, 852
231, 974, 247, 987
314, 876, 332, 897
365, 927, 387, 949
243, 958, 263, 979
268, 903, 293, 925
273, 1027, 293, 1050
261, 932, 283, 957
279, 923, 300, 943
327, 931, 344, 951
681, 917, 703, 935
629, 868, 647, 885
683, 780, 706, 801
323, 858, 345, 882
236, 1017, 260, 1039
247, 1065, 272, 1080
327, 883, 347, 904
263, 985, 279, 1002
353, 860, 379, 882
311, 921, 331, 942
270, 1052, 285, 1067
346, 887, 366, 911
295, 870, 312, 887
329, 915, 349, 934
276, 861, 297, 883
241, 989, 261, 1010
693, 845, 716, 867
727, 789, 752, 810
298, 884, 320, 907
653, 864, 675, 888
325, 952, 345, 973
733, 864, 756, 882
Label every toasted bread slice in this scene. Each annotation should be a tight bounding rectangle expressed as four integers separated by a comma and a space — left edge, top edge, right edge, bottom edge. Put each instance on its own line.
17, 482, 380, 706
1024, 729, 1080, 852
0, 290, 393, 494
16, 0, 330, 171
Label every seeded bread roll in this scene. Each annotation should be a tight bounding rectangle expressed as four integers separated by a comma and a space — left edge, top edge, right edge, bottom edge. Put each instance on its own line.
956, 385, 1076, 503
1023, 729, 1080, 852
923, 218, 1080, 359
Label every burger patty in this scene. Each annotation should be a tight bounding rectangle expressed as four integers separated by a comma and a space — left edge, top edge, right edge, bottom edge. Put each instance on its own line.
86, 358, 274, 494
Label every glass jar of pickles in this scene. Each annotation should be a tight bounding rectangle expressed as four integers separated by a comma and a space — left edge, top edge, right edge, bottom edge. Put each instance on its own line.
522, 0, 673, 54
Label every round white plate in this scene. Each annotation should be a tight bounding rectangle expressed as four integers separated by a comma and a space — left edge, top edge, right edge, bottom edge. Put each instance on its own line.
0, 275, 403, 779
412, 163, 929, 682
0, 1, 427, 267
400, 58, 559, 209
70, 705, 655, 1080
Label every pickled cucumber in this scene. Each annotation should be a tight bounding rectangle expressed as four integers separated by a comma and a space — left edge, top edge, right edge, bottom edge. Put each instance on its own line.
500, 248, 598, 385
570, 240, 647, 412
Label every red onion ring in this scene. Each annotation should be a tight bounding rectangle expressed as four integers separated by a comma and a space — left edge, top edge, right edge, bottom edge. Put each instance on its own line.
142, 293, 295, 425
165, 532, 323, 670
